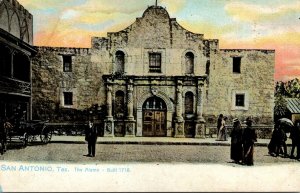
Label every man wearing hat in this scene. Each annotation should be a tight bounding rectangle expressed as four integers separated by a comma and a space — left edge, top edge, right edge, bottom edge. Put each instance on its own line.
85, 120, 98, 157
242, 117, 257, 166
230, 118, 243, 164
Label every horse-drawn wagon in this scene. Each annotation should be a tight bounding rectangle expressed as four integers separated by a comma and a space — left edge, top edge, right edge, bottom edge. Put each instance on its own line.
2, 119, 52, 149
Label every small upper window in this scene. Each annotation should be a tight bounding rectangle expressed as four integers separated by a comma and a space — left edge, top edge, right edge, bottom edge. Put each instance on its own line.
233, 57, 241, 73
149, 53, 161, 73
235, 94, 245, 107
63, 92, 73, 106
63, 55, 72, 72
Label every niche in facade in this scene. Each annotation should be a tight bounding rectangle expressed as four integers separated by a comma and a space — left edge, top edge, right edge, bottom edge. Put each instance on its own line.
185, 52, 194, 74
115, 51, 125, 74
114, 90, 125, 119
185, 92, 194, 114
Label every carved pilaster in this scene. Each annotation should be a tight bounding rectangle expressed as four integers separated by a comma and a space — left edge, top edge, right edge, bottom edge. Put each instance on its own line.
106, 84, 113, 118
125, 120, 136, 137
196, 80, 204, 120
104, 81, 114, 137
195, 80, 206, 138
175, 80, 185, 138
125, 79, 135, 136
104, 120, 114, 137
127, 79, 134, 121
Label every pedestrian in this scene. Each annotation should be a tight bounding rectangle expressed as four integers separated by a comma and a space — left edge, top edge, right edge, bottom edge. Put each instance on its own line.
230, 118, 243, 164
242, 117, 257, 166
275, 124, 288, 158
216, 114, 223, 139
217, 116, 228, 141
268, 125, 280, 156
0, 117, 4, 155
1, 117, 12, 155
290, 121, 300, 159
85, 120, 98, 157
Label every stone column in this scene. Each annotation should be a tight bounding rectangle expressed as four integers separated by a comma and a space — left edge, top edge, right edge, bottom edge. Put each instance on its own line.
104, 82, 114, 137
195, 80, 206, 138
174, 80, 185, 138
10, 50, 15, 78
125, 79, 135, 137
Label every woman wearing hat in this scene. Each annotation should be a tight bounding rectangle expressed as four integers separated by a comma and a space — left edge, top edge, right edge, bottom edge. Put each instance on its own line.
230, 118, 243, 164
217, 116, 228, 141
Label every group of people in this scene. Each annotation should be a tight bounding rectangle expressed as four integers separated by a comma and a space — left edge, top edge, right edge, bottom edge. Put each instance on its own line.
216, 114, 258, 166
229, 117, 257, 166
268, 120, 300, 160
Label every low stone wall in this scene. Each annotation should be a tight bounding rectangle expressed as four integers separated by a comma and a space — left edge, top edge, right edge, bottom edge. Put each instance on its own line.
46, 122, 104, 137
206, 125, 273, 139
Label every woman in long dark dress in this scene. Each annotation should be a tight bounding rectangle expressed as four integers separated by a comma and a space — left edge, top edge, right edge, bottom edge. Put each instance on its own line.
268, 123, 282, 156
242, 117, 257, 166
216, 114, 223, 140
230, 118, 243, 163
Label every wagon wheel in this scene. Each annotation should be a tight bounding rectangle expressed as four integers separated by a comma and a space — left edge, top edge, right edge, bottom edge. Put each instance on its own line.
40, 125, 52, 144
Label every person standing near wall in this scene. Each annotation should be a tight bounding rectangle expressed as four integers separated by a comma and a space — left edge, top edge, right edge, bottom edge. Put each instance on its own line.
230, 118, 243, 164
290, 121, 300, 159
216, 114, 223, 140
242, 117, 257, 166
217, 116, 228, 141
1, 117, 11, 155
85, 120, 98, 157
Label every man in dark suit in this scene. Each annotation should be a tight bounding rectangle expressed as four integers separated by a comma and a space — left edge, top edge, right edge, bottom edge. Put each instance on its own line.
85, 121, 98, 157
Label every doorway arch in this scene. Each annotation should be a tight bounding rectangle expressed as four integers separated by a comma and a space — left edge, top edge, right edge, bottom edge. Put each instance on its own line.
142, 96, 167, 137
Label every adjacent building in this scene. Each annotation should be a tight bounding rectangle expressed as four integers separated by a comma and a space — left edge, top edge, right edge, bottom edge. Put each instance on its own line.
0, 0, 36, 122
32, 5, 275, 138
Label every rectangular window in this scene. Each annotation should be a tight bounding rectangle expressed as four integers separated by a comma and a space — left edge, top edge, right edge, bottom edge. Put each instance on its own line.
63, 92, 73, 106
233, 57, 241, 73
63, 55, 72, 72
235, 94, 245, 107
149, 53, 161, 73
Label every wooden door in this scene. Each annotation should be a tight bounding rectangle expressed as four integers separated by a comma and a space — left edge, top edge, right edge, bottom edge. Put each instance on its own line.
143, 110, 166, 137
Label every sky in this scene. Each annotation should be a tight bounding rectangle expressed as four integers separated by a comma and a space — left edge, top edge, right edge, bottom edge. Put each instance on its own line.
17, 0, 300, 82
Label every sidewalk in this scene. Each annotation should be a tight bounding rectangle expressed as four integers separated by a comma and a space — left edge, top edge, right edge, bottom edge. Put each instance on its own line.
49, 136, 292, 146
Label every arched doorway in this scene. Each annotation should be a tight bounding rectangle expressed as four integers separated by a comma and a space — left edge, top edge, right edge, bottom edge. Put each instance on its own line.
142, 97, 167, 137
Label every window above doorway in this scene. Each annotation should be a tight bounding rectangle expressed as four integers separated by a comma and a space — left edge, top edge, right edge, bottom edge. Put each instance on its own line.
149, 53, 161, 73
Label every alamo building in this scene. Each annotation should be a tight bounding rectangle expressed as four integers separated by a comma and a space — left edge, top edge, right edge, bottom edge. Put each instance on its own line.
0, 1, 275, 138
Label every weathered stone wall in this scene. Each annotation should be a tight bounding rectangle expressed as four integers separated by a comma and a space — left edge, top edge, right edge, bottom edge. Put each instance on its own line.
0, 0, 33, 44
31, 5, 275, 137
204, 49, 275, 128
32, 47, 107, 121
99, 6, 208, 77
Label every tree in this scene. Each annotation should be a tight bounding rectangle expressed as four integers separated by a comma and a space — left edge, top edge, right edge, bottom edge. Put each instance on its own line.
274, 95, 288, 120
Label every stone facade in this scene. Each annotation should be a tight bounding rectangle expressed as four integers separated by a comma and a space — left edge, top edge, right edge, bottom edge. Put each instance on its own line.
32, 6, 275, 138
0, 0, 36, 121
